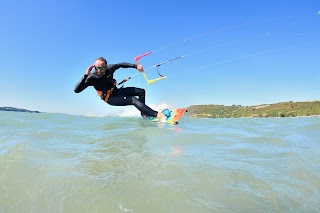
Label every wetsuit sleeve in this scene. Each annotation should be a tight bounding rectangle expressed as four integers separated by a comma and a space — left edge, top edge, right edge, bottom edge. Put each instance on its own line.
74, 74, 92, 93
109, 63, 138, 73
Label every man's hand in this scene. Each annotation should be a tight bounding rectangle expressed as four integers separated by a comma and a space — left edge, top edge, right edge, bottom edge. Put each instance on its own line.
86, 65, 95, 75
137, 64, 144, 72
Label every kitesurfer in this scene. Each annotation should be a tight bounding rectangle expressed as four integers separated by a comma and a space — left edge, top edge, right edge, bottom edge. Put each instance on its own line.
74, 57, 168, 121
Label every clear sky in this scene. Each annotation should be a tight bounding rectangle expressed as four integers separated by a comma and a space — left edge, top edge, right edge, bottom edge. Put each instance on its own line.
0, 0, 319, 116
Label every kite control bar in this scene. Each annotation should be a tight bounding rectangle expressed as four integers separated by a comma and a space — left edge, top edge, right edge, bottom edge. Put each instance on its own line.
134, 52, 167, 85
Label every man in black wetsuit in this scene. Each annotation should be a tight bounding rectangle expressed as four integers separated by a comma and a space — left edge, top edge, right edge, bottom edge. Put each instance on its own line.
74, 57, 167, 121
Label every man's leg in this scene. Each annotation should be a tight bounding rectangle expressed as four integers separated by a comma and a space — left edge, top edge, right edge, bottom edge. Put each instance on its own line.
107, 88, 157, 117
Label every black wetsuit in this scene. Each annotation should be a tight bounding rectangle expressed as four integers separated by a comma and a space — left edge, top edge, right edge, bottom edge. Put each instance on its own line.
74, 63, 158, 117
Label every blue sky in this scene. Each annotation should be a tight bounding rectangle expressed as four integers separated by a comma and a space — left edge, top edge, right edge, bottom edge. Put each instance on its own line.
0, 0, 319, 115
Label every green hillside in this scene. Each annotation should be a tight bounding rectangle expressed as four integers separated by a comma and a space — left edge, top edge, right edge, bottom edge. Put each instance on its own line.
187, 101, 320, 118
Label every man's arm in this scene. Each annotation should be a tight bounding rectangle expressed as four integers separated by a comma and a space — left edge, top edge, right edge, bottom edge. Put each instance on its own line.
74, 74, 91, 93
74, 65, 95, 93
109, 63, 137, 71
109, 62, 144, 74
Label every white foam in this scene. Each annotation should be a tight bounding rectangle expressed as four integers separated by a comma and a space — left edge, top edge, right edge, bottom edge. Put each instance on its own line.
100, 103, 172, 117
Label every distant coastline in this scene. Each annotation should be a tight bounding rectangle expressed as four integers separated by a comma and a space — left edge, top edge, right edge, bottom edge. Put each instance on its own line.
2, 101, 320, 118
0, 106, 41, 113
187, 101, 320, 118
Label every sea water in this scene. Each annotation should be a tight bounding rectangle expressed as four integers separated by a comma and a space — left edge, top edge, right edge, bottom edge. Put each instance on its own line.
0, 111, 319, 213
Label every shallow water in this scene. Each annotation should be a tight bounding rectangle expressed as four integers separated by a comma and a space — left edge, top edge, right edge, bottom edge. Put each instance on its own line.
0, 111, 319, 212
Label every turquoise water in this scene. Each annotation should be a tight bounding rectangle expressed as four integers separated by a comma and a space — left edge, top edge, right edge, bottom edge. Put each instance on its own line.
0, 111, 319, 213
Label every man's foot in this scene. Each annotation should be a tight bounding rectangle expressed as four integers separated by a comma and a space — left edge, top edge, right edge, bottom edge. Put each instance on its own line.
157, 111, 167, 122
162, 109, 172, 117
156, 109, 172, 122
